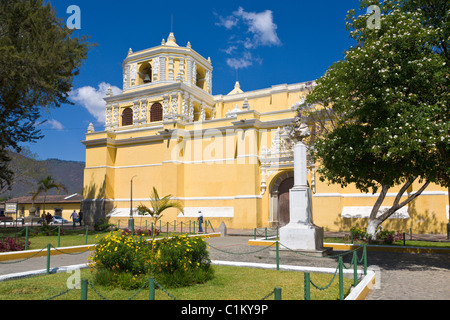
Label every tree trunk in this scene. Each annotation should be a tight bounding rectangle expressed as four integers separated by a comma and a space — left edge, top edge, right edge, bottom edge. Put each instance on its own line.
366, 178, 430, 240
367, 218, 383, 239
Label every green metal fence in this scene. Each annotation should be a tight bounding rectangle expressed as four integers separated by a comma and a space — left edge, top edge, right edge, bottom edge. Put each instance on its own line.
1, 224, 368, 300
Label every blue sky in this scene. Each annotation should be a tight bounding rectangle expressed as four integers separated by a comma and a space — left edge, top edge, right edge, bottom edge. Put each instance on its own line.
25, 0, 363, 162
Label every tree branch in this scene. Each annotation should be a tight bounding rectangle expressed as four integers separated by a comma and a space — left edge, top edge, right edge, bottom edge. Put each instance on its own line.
392, 177, 416, 208
378, 180, 431, 222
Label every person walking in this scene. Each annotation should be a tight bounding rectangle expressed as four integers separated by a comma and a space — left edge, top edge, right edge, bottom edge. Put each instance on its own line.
78, 211, 83, 226
46, 212, 53, 225
198, 211, 203, 233
71, 210, 78, 228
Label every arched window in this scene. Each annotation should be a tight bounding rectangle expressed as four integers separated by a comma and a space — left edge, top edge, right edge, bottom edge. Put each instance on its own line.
150, 103, 163, 122
122, 108, 133, 126
138, 62, 152, 85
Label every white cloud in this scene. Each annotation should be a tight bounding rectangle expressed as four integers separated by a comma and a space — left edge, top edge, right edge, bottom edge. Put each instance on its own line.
233, 7, 281, 48
226, 51, 262, 69
215, 14, 238, 29
47, 119, 64, 131
222, 45, 238, 55
69, 82, 122, 123
215, 7, 281, 70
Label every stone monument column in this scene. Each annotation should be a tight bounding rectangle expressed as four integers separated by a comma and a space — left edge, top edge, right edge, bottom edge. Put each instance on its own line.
279, 114, 331, 256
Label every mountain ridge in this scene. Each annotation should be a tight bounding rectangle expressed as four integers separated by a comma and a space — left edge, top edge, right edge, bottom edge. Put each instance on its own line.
0, 155, 85, 199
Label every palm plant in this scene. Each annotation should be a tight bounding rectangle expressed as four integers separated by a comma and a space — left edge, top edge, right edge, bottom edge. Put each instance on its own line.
137, 187, 184, 251
32, 176, 68, 224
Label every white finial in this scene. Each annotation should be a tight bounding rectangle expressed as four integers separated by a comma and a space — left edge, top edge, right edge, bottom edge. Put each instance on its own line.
242, 98, 250, 110
128, 48, 133, 55
87, 123, 95, 133
166, 32, 178, 46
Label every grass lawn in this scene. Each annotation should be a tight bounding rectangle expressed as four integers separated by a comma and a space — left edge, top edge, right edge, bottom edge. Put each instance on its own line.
0, 266, 353, 300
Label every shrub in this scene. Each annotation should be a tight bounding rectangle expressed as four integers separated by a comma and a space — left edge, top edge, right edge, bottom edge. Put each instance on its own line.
150, 235, 214, 288
89, 231, 153, 289
90, 232, 214, 289
377, 230, 403, 244
94, 218, 114, 231
0, 237, 29, 252
121, 228, 161, 237
349, 227, 368, 241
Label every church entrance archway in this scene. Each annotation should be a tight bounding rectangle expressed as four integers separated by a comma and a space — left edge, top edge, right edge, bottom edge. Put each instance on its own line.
270, 171, 294, 227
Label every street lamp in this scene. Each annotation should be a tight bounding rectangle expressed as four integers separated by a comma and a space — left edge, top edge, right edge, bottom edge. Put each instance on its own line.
129, 175, 137, 233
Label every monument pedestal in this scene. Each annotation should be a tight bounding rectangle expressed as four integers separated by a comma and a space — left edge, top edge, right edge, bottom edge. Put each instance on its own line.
279, 223, 332, 257
278, 140, 332, 257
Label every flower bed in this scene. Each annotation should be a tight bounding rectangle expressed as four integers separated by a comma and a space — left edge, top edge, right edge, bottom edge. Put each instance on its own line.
89, 232, 213, 289
0, 237, 29, 252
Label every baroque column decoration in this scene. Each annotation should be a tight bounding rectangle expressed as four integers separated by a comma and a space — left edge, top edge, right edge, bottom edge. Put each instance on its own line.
160, 56, 166, 81
130, 64, 137, 86
112, 105, 119, 128
152, 58, 159, 82
133, 100, 140, 124
140, 99, 148, 124
192, 61, 197, 85
188, 99, 194, 122
168, 57, 174, 81
162, 95, 170, 120
105, 105, 112, 130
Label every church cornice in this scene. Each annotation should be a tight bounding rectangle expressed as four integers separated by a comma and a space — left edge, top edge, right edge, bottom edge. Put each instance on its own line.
214, 81, 316, 103
104, 81, 215, 107
124, 46, 212, 70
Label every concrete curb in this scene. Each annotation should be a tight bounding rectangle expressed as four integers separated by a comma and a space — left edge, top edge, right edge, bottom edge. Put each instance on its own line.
248, 239, 450, 254
0, 245, 96, 262
0, 263, 90, 282
345, 269, 376, 300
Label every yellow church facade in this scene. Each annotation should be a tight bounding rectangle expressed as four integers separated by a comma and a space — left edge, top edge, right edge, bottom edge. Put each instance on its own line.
82, 33, 449, 234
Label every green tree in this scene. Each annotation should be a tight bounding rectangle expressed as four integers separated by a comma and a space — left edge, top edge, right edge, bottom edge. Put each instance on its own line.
0, 0, 91, 191
32, 176, 68, 223
304, 0, 449, 237
137, 187, 184, 251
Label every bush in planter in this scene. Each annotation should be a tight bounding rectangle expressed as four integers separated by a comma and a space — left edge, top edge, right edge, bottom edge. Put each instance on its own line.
89, 231, 153, 290
90, 232, 214, 290
150, 235, 214, 288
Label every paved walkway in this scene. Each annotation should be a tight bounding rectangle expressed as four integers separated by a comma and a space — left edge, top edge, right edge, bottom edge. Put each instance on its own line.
1, 231, 449, 300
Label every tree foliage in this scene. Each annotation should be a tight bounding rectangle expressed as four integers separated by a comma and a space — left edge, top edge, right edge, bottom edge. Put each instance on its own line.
304, 0, 449, 235
137, 187, 184, 250
32, 175, 68, 221
0, 0, 91, 190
